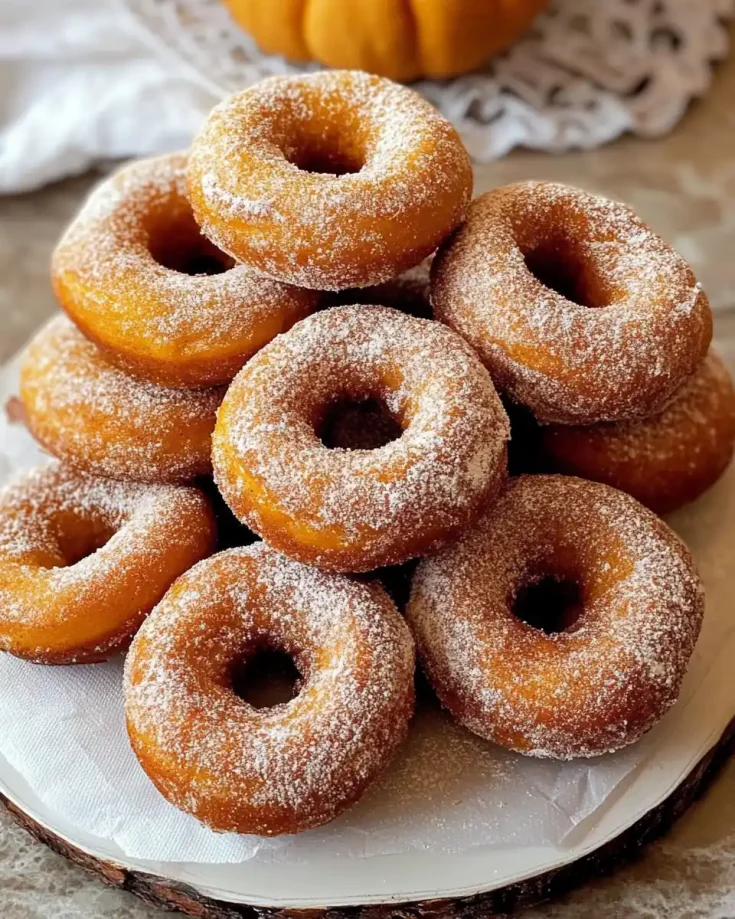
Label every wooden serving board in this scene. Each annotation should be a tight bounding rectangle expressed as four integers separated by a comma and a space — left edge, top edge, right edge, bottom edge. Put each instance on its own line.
1, 718, 733, 919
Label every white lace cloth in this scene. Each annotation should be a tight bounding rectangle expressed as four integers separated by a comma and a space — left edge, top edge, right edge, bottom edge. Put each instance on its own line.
126, 0, 735, 160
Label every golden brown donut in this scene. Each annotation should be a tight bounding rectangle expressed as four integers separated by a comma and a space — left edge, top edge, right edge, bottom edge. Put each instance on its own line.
213, 305, 510, 572
536, 350, 735, 514
0, 463, 216, 664
52, 153, 318, 388
124, 542, 415, 835
187, 72, 472, 290
407, 475, 704, 759
432, 181, 713, 424
20, 316, 225, 484
318, 262, 433, 450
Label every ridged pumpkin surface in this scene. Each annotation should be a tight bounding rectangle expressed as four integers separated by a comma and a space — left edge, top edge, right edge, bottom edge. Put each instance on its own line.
224, 0, 547, 81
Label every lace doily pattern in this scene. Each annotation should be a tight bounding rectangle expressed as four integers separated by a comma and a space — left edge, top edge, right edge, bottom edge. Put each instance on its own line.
121, 0, 734, 159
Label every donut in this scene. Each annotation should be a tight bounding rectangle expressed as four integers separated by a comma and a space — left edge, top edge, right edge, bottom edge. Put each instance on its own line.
536, 350, 735, 515
432, 181, 712, 425
52, 153, 318, 388
328, 259, 433, 319
187, 72, 472, 291
124, 542, 415, 835
213, 305, 510, 572
0, 463, 216, 664
275, 259, 433, 450
20, 316, 225, 485
406, 475, 704, 759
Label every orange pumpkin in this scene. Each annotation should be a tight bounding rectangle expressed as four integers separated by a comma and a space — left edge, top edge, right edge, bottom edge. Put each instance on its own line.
224, 0, 548, 82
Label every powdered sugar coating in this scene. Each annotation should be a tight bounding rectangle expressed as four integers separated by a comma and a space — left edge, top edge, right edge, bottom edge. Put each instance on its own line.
52, 152, 318, 388
188, 71, 473, 290
539, 350, 735, 514
213, 305, 510, 572
432, 181, 713, 424
124, 542, 415, 835
407, 475, 704, 759
0, 463, 215, 664
20, 316, 226, 484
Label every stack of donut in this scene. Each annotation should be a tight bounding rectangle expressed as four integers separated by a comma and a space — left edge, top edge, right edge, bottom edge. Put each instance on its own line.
432, 180, 735, 514
0, 70, 722, 838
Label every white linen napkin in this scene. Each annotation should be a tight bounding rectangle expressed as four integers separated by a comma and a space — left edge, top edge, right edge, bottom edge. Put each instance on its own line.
0, 0, 216, 194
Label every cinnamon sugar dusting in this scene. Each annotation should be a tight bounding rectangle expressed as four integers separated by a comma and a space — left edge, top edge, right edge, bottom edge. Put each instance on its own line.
432, 181, 712, 424
124, 542, 415, 834
188, 71, 472, 290
539, 350, 735, 513
0, 463, 215, 662
51, 152, 318, 386
407, 475, 704, 759
213, 305, 510, 570
20, 316, 225, 484
575, 350, 735, 464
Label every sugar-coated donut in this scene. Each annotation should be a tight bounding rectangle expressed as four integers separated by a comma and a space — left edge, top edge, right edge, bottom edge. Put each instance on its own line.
328, 259, 433, 319
20, 316, 225, 484
213, 305, 510, 572
432, 181, 712, 424
0, 464, 215, 664
317, 270, 434, 451
274, 259, 434, 450
124, 542, 415, 835
52, 153, 318, 388
187, 72, 472, 291
407, 475, 704, 759
537, 351, 735, 514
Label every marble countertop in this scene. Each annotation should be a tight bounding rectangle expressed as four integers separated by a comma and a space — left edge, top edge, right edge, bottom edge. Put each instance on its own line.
2, 30, 735, 919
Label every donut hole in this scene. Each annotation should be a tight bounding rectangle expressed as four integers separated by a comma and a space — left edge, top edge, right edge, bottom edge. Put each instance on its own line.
290, 149, 363, 176
52, 520, 117, 568
231, 648, 302, 710
523, 241, 613, 309
513, 575, 585, 634
148, 208, 236, 276
318, 396, 404, 450
283, 129, 366, 177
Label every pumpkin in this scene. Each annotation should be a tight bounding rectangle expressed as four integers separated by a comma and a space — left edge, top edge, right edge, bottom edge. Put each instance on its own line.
224, 0, 548, 82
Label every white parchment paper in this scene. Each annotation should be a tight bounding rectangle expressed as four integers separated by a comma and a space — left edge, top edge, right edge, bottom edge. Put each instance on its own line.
0, 340, 733, 865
